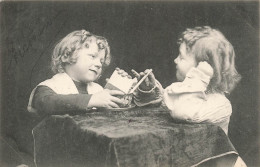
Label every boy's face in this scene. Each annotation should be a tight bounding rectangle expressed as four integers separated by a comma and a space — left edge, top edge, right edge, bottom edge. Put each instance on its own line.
67, 37, 105, 83
174, 42, 197, 81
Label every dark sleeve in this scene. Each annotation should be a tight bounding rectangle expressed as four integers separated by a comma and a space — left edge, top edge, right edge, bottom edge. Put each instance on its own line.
32, 86, 92, 115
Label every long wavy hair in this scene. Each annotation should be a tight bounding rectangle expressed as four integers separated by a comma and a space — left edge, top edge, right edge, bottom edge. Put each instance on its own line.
51, 30, 111, 74
178, 26, 241, 94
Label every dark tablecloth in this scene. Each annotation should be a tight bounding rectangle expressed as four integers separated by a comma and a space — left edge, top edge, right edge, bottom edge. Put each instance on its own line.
32, 107, 237, 167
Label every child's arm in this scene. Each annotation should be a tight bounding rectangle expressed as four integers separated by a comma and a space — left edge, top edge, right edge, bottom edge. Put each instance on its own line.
32, 86, 92, 115
32, 86, 124, 115
164, 62, 214, 122
165, 89, 232, 135
166, 62, 213, 94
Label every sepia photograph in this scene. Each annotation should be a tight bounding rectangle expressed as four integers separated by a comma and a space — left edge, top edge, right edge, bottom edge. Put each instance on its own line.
0, 0, 259, 166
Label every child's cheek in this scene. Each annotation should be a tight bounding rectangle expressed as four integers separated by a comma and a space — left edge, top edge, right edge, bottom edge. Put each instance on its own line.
176, 71, 183, 81
97, 68, 102, 76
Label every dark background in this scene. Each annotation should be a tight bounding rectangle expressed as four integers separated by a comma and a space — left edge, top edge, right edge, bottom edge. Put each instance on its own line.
1, 1, 259, 166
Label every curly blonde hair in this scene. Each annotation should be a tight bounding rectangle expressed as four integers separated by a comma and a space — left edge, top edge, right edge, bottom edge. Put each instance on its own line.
178, 26, 241, 94
51, 30, 111, 73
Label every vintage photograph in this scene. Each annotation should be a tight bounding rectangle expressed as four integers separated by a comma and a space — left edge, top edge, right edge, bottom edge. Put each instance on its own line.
0, 0, 259, 166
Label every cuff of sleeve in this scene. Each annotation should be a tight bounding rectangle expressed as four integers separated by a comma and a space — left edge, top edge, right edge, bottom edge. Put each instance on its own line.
186, 68, 211, 84
137, 85, 157, 93
75, 94, 92, 110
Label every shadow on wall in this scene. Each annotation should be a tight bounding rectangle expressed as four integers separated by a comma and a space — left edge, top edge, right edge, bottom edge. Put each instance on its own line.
0, 1, 259, 166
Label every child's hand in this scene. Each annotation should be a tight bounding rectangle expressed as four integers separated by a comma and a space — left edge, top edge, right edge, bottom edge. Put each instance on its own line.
197, 62, 214, 78
88, 89, 125, 108
105, 68, 132, 84
115, 67, 132, 79
131, 69, 156, 91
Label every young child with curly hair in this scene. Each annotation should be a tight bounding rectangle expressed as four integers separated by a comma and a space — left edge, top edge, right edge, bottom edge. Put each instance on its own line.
28, 30, 125, 115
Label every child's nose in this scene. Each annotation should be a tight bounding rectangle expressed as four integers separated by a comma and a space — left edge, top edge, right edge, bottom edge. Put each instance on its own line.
174, 57, 178, 64
94, 59, 102, 68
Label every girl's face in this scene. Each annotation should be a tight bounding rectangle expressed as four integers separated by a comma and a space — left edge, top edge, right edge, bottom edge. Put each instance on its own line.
174, 43, 197, 81
66, 37, 105, 83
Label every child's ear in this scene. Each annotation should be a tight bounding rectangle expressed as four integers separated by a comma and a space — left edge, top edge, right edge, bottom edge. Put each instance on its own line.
61, 55, 70, 63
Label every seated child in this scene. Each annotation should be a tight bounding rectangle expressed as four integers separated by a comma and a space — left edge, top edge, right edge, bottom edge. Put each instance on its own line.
28, 30, 126, 116
132, 26, 241, 135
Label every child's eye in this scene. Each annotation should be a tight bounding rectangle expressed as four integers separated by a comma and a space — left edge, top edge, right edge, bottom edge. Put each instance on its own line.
89, 55, 95, 58
179, 56, 183, 60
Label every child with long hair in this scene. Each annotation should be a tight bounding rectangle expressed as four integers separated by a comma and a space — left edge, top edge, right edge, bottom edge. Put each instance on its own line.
133, 26, 241, 135
133, 25, 245, 166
